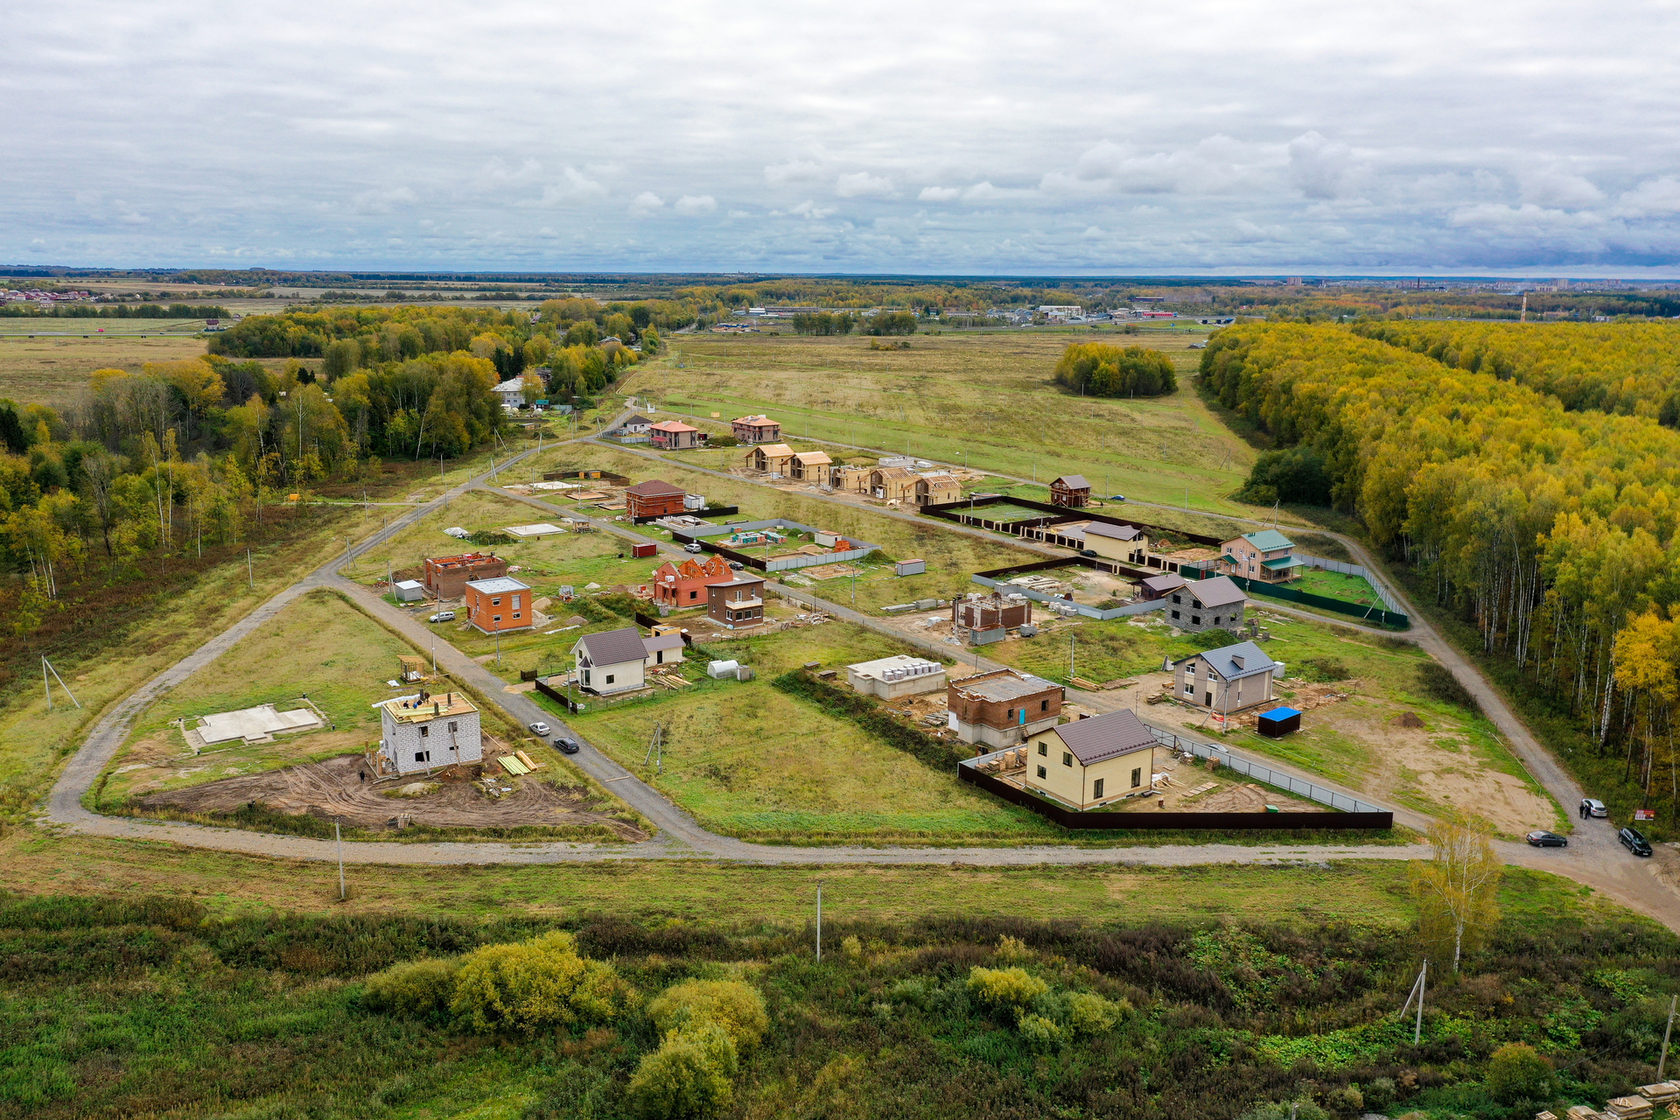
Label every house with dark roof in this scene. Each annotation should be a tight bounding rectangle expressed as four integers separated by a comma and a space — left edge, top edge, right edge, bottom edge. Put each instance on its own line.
1024, 710, 1157, 810
1172, 640, 1279, 714
1082, 521, 1149, 565
1164, 575, 1247, 632
947, 668, 1063, 748
1220, 529, 1303, 583
624, 479, 686, 520
621, 414, 654, 434
571, 627, 652, 695
1050, 474, 1091, 508
1139, 572, 1186, 600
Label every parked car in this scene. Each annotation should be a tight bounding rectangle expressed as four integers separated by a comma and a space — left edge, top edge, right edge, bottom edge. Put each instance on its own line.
1581, 797, 1608, 818
1525, 830, 1568, 848
1619, 827, 1654, 857
552, 737, 580, 755
428, 610, 455, 623
684, 542, 704, 553
527, 721, 551, 736
728, 560, 744, 570
1109, 494, 1125, 502
1079, 548, 1100, 558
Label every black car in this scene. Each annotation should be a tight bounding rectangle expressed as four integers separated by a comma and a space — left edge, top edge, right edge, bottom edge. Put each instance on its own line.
1525, 830, 1568, 848
1619, 827, 1654, 857
552, 737, 580, 755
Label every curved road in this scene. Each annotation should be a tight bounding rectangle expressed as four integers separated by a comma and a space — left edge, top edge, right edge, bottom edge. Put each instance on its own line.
40, 419, 1680, 933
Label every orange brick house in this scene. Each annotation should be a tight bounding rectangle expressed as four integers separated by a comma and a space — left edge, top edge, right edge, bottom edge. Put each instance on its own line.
464, 576, 534, 633
652, 555, 733, 608
624, 479, 687, 520
423, 552, 508, 599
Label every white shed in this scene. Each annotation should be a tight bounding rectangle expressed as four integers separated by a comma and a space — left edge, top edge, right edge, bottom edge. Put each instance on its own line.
393, 579, 425, 602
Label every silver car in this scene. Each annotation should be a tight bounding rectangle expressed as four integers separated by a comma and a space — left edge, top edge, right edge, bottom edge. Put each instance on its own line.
1580, 798, 1608, 818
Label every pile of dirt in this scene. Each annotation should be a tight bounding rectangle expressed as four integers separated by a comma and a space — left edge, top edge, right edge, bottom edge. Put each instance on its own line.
136, 754, 647, 838
1393, 711, 1425, 729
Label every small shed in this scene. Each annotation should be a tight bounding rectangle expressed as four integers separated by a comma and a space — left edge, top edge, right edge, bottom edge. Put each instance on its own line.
631, 542, 658, 558
896, 558, 926, 576
1257, 706, 1301, 738
393, 579, 425, 602
397, 655, 428, 683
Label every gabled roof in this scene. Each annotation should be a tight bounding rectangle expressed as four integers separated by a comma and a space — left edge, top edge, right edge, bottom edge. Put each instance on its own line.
871, 466, 915, 480
1239, 529, 1295, 552
643, 633, 685, 654
494, 377, 526, 393
1053, 710, 1157, 766
1085, 522, 1143, 542
625, 479, 684, 497
732, 414, 778, 426
1053, 474, 1091, 490
650, 420, 698, 433
752, 443, 796, 458
622, 414, 653, 426
794, 451, 832, 466
1142, 572, 1185, 594
1185, 575, 1246, 608
1183, 640, 1278, 680
574, 626, 649, 666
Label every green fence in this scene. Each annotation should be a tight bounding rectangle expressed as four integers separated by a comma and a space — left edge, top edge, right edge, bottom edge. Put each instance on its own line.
1193, 569, 1409, 629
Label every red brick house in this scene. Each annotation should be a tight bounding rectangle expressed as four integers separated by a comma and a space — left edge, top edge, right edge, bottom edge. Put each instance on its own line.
652, 555, 732, 608
946, 669, 1063, 749
1050, 475, 1091, 508
625, 479, 687, 520
423, 552, 508, 599
731, 414, 781, 443
649, 420, 707, 450
464, 577, 534, 633
707, 574, 766, 629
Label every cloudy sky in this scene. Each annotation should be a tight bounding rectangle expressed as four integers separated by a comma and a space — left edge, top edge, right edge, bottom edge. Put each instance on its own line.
7, 1, 1680, 274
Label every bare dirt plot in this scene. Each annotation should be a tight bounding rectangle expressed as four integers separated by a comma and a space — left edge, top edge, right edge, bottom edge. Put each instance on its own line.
135, 754, 649, 839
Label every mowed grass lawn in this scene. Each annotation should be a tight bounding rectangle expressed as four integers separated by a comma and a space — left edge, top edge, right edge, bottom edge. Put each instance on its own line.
519, 444, 1043, 611
624, 330, 1264, 516
1292, 567, 1387, 609
98, 589, 419, 803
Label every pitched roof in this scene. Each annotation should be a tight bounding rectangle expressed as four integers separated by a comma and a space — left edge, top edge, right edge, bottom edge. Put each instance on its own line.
753, 443, 796, 458
1053, 710, 1157, 766
1239, 529, 1295, 552
871, 466, 915, 480
643, 633, 685, 654
625, 479, 684, 497
574, 626, 649, 666
650, 420, 698, 433
1142, 572, 1186, 593
1085, 522, 1143, 542
733, 414, 778, 426
794, 451, 832, 466
1186, 640, 1278, 680
494, 377, 525, 393
622, 414, 653, 425
1053, 474, 1091, 490
1185, 575, 1246, 608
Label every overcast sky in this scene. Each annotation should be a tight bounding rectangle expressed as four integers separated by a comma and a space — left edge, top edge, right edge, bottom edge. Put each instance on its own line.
7, 1, 1680, 275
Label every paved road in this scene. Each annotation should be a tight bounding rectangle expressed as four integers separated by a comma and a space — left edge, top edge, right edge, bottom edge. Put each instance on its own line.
38, 418, 1680, 933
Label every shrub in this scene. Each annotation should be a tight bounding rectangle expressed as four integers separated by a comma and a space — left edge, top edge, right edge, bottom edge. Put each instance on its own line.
450, 931, 625, 1034
362, 956, 461, 1021
994, 935, 1032, 962
1324, 1083, 1364, 1116
967, 966, 1049, 1014
1362, 1077, 1397, 1111
841, 935, 863, 960
1415, 661, 1480, 714
707, 435, 738, 448
648, 979, 768, 1052
1065, 991, 1125, 1035
1017, 1013, 1064, 1049
626, 1021, 738, 1119
1486, 1041, 1553, 1103
1240, 1100, 1328, 1120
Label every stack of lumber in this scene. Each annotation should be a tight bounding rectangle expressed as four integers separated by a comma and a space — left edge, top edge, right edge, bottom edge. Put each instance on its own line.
1604, 1096, 1654, 1120
1534, 1111, 1559, 1120
1637, 1084, 1679, 1108
498, 755, 531, 777
1567, 1107, 1607, 1120
514, 749, 542, 771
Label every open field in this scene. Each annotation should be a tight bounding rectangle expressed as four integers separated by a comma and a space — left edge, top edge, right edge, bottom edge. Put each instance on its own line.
986, 605, 1561, 834
625, 331, 1268, 517
0, 328, 210, 404
1292, 566, 1387, 610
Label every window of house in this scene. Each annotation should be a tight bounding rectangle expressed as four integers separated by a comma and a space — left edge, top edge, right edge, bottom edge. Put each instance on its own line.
448, 722, 457, 732
1191, 615, 1201, 626
1183, 682, 1194, 695
1093, 778, 1105, 799
492, 597, 502, 606
1036, 765, 1046, 780
1062, 751, 1073, 767
415, 751, 430, 764
1170, 610, 1180, 620
1006, 708, 1015, 721
605, 674, 615, 684
493, 615, 502, 624
1131, 767, 1142, 788
419, 726, 429, 738
1037, 742, 1047, 756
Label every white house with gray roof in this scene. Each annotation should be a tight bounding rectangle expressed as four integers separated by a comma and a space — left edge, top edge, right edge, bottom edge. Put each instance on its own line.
1171, 640, 1280, 714
571, 627, 651, 695
1024, 710, 1157, 810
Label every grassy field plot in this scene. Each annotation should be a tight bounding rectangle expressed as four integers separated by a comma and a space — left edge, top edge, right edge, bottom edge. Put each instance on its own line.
988, 606, 1560, 833
98, 590, 422, 804
626, 331, 1266, 517
1292, 566, 1387, 609
0, 328, 210, 404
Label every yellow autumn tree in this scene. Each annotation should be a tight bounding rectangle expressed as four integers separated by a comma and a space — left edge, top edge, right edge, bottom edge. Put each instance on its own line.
1410, 814, 1502, 972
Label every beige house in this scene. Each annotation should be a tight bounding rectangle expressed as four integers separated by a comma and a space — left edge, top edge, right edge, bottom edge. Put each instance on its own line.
572, 627, 650, 695
790, 451, 832, 480
913, 474, 961, 506
1024, 710, 1157, 810
744, 443, 797, 475
1081, 522, 1149, 566
1172, 640, 1279, 714
1220, 529, 1303, 583
827, 464, 873, 493
869, 466, 918, 502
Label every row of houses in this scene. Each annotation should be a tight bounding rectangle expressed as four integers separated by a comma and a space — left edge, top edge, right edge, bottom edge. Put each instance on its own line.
828, 463, 961, 505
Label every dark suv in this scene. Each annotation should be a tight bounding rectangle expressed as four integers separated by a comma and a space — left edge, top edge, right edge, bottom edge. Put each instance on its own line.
1619, 826, 1654, 857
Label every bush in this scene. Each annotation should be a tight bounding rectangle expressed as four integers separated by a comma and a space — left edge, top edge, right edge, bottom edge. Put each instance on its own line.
1240, 1100, 1328, 1120
362, 956, 461, 1021
1415, 661, 1480, 714
1324, 1084, 1364, 1116
648, 979, 769, 1051
1486, 1041, 1553, 1103
1362, 1077, 1397, 1111
1017, 1013, 1064, 1049
967, 966, 1049, 1014
1065, 991, 1125, 1035
627, 1021, 738, 1119
449, 931, 625, 1034
707, 434, 738, 448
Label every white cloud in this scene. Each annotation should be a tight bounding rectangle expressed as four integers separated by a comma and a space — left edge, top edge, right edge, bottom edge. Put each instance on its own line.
353, 186, 417, 214
918, 186, 961, 202
674, 194, 717, 215
1614, 177, 1680, 218
538, 167, 606, 205
764, 159, 823, 186
835, 171, 894, 198
475, 157, 543, 191
1520, 169, 1605, 209
779, 199, 836, 220
628, 191, 665, 215
1287, 131, 1357, 200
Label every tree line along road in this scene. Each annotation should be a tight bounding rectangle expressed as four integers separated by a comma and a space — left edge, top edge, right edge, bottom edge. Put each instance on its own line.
40, 412, 1680, 934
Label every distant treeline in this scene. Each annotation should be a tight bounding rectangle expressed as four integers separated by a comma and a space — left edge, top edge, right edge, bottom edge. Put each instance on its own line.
0, 303, 230, 319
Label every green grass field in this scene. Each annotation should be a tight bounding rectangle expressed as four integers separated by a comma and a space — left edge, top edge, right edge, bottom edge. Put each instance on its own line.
1293, 567, 1387, 609
626, 331, 1265, 517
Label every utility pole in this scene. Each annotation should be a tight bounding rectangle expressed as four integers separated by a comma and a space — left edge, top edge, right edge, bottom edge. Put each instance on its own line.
1660, 993, 1677, 1081
247, 547, 253, 590
816, 881, 823, 962
41, 658, 79, 710
335, 819, 346, 901
1399, 960, 1428, 1044
1069, 633, 1075, 683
